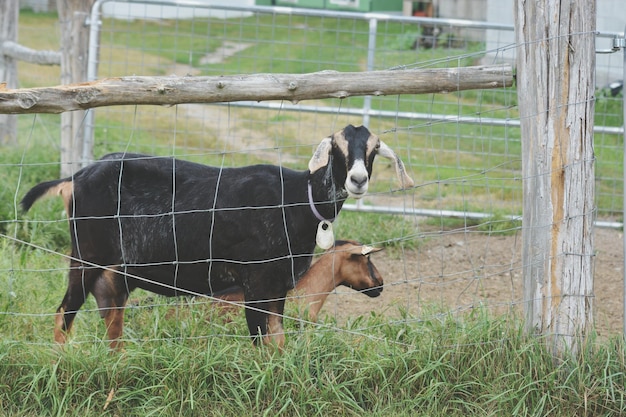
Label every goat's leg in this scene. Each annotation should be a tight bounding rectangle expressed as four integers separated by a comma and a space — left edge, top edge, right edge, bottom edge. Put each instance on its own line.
244, 296, 286, 350
265, 297, 286, 349
92, 268, 129, 350
243, 300, 268, 345
55, 262, 100, 345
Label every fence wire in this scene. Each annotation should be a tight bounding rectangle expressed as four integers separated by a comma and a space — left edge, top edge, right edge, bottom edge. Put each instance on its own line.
1, 3, 624, 347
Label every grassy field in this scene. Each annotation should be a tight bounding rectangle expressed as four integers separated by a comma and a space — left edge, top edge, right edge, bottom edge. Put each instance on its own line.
1, 9, 625, 416
1, 309, 625, 416
13, 10, 623, 217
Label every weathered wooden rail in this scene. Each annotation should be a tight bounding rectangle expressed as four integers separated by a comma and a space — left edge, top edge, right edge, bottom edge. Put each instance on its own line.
0, 64, 513, 114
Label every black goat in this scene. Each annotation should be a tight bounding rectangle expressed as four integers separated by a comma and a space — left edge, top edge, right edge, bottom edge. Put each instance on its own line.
20, 124, 413, 349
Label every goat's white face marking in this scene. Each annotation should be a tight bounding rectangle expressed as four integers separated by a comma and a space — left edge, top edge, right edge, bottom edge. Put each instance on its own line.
346, 159, 368, 198
343, 133, 379, 199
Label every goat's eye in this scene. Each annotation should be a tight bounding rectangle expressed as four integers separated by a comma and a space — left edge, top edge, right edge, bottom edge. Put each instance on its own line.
375, 142, 381, 151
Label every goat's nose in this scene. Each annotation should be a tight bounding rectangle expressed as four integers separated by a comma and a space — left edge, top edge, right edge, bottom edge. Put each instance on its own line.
350, 174, 368, 187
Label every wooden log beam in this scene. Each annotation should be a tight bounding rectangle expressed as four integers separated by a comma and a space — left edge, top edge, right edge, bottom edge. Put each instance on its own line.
1, 41, 61, 66
0, 64, 513, 114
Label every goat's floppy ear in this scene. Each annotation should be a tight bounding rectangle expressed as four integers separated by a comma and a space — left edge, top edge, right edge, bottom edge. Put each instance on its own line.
308, 137, 333, 173
377, 141, 415, 189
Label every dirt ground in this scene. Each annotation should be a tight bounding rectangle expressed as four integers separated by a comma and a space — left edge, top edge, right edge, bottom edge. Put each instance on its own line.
321, 227, 624, 338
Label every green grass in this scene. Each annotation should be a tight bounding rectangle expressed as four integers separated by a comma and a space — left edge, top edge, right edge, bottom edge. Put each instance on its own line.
420, 211, 522, 236
14, 9, 623, 216
0, 305, 625, 416
333, 211, 420, 252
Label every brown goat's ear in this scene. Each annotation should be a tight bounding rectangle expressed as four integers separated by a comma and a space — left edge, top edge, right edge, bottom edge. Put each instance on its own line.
361, 245, 383, 255
308, 137, 333, 173
347, 244, 383, 256
377, 141, 414, 189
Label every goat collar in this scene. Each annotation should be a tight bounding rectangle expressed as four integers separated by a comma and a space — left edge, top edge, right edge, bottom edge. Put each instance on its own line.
308, 180, 335, 222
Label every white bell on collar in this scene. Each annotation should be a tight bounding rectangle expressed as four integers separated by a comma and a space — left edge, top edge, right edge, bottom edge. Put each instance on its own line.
316, 220, 334, 250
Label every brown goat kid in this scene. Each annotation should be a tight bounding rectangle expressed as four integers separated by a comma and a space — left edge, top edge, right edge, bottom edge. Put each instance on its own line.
214, 240, 384, 322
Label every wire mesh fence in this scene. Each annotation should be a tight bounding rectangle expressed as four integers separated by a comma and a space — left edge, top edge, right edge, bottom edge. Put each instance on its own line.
1, 2, 624, 348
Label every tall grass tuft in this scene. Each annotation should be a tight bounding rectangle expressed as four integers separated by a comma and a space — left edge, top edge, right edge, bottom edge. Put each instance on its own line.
1, 310, 625, 416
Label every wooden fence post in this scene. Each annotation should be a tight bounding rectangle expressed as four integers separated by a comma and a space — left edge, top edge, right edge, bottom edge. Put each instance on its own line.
515, 0, 596, 357
57, 0, 95, 177
0, 0, 19, 145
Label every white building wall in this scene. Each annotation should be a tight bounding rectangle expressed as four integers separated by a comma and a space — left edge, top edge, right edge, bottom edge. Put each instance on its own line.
20, 0, 56, 12
596, 0, 625, 86
437, 0, 486, 21
102, 0, 255, 20
485, 0, 625, 87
